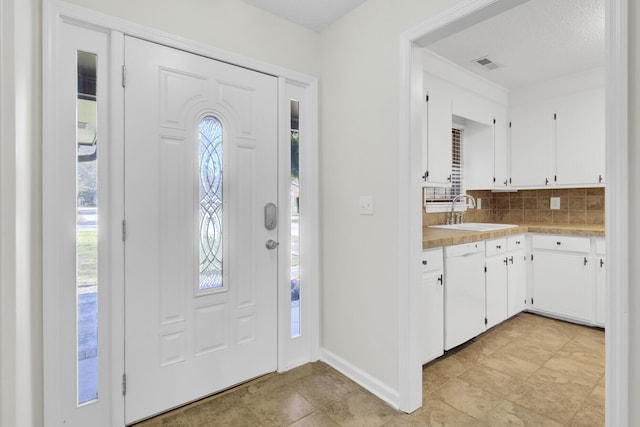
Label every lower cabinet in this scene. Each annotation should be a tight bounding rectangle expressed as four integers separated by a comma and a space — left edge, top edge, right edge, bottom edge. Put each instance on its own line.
595, 238, 606, 327
531, 235, 593, 323
421, 248, 444, 364
507, 235, 527, 317
485, 238, 508, 329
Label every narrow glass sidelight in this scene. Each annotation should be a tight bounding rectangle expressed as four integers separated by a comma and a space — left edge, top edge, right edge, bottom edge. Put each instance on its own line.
76, 50, 98, 405
290, 100, 301, 337
199, 116, 224, 290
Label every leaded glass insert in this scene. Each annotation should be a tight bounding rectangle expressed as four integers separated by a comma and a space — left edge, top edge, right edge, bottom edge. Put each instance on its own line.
199, 116, 223, 290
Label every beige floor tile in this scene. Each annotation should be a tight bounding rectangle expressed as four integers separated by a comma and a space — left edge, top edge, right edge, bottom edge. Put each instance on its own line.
476, 399, 564, 427
452, 339, 496, 365
240, 385, 316, 426
425, 354, 474, 379
295, 370, 358, 407
511, 384, 584, 424
289, 410, 342, 427
183, 392, 261, 427
422, 365, 452, 398
323, 389, 398, 427
570, 386, 605, 427
134, 412, 190, 427
386, 397, 477, 427
282, 361, 331, 385
523, 366, 594, 403
495, 339, 555, 365
431, 378, 502, 419
542, 355, 604, 385
473, 330, 512, 352
479, 352, 540, 381
457, 365, 522, 398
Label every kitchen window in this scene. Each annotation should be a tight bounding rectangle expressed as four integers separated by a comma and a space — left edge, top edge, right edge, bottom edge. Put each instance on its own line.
424, 126, 465, 211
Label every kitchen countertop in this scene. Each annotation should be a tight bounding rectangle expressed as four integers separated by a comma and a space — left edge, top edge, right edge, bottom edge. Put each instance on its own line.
423, 223, 605, 249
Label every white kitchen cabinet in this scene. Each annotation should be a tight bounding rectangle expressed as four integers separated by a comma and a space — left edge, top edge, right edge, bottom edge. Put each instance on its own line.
421, 248, 444, 363
493, 113, 510, 188
595, 238, 606, 327
555, 88, 605, 186
531, 235, 593, 323
509, 101, 555, 187
422, 74, 452, 186
506, 235, 527, 317
485, 238, 508, 329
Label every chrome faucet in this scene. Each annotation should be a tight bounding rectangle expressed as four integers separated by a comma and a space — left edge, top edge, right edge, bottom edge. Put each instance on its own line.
448, 194, 476, 224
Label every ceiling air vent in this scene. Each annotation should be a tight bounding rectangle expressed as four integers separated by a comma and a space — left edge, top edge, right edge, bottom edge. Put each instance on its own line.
473, 56, 500, 70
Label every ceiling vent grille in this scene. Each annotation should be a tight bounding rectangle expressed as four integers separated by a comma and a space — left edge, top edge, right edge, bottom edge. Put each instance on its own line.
473, 56, 500, 70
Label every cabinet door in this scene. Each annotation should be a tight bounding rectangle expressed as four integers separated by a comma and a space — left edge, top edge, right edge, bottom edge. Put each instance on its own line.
493, 115, 510, 188
555, 88, 605, 186
421, 270, 444, 363
595, 256, 606, 327
485, 256, 508, 329
532, 251, 593, 322
509, 102, 555, 187
507, 249, 527, 317
423, 78, 452, 185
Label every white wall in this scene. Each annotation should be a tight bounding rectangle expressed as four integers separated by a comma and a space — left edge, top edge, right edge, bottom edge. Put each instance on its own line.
0, 0, 43, 426
629, 1, 640, 423
318, 0, 463, 395
63, 0, 321, 77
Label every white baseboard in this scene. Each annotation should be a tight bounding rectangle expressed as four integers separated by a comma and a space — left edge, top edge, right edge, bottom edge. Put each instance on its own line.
320, 348, 400, 409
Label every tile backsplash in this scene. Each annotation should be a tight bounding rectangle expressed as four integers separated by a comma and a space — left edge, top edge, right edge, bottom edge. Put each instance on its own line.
423, 188, 605, 226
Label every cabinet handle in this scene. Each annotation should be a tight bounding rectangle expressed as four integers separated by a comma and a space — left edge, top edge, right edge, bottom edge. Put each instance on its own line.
447, 175, 452, 182
515, 241, 521, 245
496, 245, 501, 249
545, 177, 549, 185
509, 256, 514, 264
437, 274, 443, 285
504, 257, 508, 265
556, 241, 562, 245
599, 174, 603, 183
600, 258, 604, 268
584, 257, 588, 266
503, 179, 508, 186
422, 260, 427, 265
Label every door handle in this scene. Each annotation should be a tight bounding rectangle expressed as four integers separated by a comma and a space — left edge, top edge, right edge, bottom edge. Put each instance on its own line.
265, 239, 279, 250
264, 203, 277, 230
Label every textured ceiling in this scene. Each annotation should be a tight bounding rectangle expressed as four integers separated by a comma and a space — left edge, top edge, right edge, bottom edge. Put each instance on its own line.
240, 0, 369, 32
426, 0, 605, 90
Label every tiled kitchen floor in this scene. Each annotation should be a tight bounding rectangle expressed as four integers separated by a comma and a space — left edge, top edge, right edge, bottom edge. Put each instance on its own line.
135, 313, 604, 426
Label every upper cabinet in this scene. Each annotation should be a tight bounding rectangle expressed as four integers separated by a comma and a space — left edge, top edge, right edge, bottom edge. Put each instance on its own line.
508, 85, 605, 188
509, 100, 556, 187
422, 73, 452, 186
555, 87, 605, 185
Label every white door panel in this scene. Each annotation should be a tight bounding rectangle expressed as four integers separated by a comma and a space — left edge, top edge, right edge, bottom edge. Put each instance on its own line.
124, 36, 278, 423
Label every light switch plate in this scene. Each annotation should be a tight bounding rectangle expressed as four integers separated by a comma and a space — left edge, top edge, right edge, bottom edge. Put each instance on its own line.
359, 196, 374, 215
550, 197, 561, 210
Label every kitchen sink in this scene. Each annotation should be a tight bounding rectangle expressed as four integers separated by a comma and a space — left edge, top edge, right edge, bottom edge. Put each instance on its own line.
429, 223, 518, 232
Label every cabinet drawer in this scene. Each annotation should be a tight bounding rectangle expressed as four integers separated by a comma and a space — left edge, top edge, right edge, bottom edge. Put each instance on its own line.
422, 247, 443, 273
507, 234, 526, 251
486, 238, 507, 257
531, 235, 590, 253
595, 238, 606, 255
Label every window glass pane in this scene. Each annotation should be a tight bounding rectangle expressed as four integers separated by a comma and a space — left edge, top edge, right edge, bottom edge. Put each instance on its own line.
77, 50, 98, 405
199, 116, 223, 290
290, 100, 300, 337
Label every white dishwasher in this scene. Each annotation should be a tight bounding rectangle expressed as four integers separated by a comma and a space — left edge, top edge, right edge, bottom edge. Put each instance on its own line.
444, 241, 486, 350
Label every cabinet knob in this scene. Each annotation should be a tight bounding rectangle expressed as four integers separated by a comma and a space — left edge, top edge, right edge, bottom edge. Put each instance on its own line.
600, 258, 605, 268
556, 241, 562, 245
584, 257, 588, 266
422, 260, 427, 265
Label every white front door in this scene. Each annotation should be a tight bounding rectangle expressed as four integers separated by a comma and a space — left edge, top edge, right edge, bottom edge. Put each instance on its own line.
123, 36, 278, 424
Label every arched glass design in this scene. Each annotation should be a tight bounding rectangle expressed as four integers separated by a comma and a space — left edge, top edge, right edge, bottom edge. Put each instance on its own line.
199, 116, 223, 290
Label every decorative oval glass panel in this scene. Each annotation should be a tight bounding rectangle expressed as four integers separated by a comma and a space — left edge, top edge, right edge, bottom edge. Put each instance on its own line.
199, 116, 223, 290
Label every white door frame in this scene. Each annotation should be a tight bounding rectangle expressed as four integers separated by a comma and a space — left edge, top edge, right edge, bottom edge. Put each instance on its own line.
43, 1, 319, 425
398, 0, 628, 423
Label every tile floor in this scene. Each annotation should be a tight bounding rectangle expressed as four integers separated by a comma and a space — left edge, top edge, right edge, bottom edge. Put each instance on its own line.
134, 313, 604, 426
